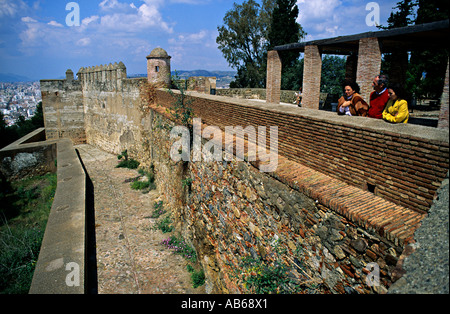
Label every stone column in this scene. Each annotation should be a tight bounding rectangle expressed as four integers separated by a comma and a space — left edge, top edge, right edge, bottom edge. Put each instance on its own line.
302, 45, 322, 109
266, 50, 282, 104
438, 58, 449, 130
356, 37, 381, 103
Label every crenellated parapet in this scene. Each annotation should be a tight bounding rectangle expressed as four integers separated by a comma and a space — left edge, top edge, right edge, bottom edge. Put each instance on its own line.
78, 61, 127, 90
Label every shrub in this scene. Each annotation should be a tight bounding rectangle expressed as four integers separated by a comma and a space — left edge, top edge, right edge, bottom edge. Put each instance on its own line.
157, 216, 173, 233
130, 166, 156, 193
187, 266, 205, 289
161, 235, 196, 262
151, 201, 166, 218
117, 159, 140, 169
116, 150, 140, 169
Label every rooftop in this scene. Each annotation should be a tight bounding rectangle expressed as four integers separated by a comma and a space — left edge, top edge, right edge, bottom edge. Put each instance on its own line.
274, 19, 450, 55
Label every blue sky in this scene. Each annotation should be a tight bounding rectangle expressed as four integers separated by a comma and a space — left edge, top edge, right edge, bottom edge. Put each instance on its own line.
0, 0, 401, 80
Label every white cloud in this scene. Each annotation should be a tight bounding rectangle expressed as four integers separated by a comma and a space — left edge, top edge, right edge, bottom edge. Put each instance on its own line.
82, 15, 100, 26
77, 38, 91, 47
296, 0, 386, 40
297, 0, 341, 22
21, 16, 37, 23
0, 0, 27, 18
95, 0, 173, 33
296, 0, 343, 39
99, 0, 137, 13
48, 20, 64, 27
168, 29, 222, 69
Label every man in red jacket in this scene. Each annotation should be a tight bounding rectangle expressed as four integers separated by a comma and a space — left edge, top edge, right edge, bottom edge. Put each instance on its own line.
368, 74, 389, 119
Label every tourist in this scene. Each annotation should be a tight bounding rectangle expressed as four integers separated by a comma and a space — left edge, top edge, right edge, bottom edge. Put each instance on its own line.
382, 84, 410, 123
368, 74, 389, 119
337, 81, 369, 117
294, 88, 302, 106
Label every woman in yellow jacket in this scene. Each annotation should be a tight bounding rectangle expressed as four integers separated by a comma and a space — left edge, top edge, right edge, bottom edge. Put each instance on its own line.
382, 84, 409, 123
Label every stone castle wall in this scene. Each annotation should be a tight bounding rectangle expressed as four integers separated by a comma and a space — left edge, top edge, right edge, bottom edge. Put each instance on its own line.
40, 78, 85, 145
39, 60, 449, 294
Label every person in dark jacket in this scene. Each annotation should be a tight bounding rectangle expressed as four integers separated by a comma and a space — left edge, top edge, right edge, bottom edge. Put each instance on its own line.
337, 81, 369, 117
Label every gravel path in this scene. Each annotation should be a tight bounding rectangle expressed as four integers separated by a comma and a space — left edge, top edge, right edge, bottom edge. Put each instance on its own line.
76, 144, 205, 294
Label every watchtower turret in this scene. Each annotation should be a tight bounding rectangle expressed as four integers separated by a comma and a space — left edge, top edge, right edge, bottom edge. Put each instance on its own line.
147, 48, 171, 88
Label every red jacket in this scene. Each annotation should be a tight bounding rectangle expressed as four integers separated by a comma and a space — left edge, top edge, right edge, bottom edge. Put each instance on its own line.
368, 89, 389, 119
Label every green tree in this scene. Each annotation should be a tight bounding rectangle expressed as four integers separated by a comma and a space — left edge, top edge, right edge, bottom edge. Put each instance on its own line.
321, 56, 346, 96
267, 0, 306, 90
408, 0, 449, 100
378, 0, 416, 30
217, 0, 275, 88
379, 0, 449, 100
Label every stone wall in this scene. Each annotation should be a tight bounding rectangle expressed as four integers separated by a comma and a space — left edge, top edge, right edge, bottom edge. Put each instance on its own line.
40, 61, 449, 294
82, 76, 147, 156
40, 78, 85, 145
29, 138, 88, 294
186, 154, 407, 294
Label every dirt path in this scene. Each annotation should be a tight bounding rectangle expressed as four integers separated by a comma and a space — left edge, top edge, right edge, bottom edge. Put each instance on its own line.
75, 144, 205, 294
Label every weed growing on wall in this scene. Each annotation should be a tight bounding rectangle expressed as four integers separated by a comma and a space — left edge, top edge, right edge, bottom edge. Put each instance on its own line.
116, 150, 140, 169
168, 72, 194, 128
151, 201, 166, 218
187, 264, 205, 288
130, 168, 156, 194
237, 242, 326, 294
161, 235, 197, 263
161, 235, 205, 289
156, 216, 173, 233
240, 255, 292, 294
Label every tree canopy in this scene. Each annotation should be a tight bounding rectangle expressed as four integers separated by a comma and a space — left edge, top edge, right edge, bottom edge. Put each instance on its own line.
216, 0, 274, 88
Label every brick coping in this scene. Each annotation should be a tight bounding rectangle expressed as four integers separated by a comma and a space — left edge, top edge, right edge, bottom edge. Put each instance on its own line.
149, 102, 426, 248
166, 89, 448, 144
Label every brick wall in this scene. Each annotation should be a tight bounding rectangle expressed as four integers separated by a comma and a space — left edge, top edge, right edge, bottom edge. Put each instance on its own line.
302, 45, 322, 109
156, 89, 449, 214
438, 59, 449, 130
266, 50, 282, 104
356, 37, 381, 103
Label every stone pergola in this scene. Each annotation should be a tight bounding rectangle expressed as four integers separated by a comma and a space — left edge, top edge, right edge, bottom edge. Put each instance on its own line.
266, 19, 449, 129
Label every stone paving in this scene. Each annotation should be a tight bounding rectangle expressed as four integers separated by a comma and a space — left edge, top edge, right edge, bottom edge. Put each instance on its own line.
75, 144, 205, 294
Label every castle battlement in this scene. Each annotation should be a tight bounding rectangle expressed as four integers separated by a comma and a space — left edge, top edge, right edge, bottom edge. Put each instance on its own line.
76, 62, 127, 91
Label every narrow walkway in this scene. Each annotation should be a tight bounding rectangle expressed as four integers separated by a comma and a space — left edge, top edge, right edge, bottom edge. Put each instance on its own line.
76, 144, 205, 294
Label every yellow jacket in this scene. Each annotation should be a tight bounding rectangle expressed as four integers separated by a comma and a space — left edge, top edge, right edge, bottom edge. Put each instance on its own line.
382, 99, 409, 123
